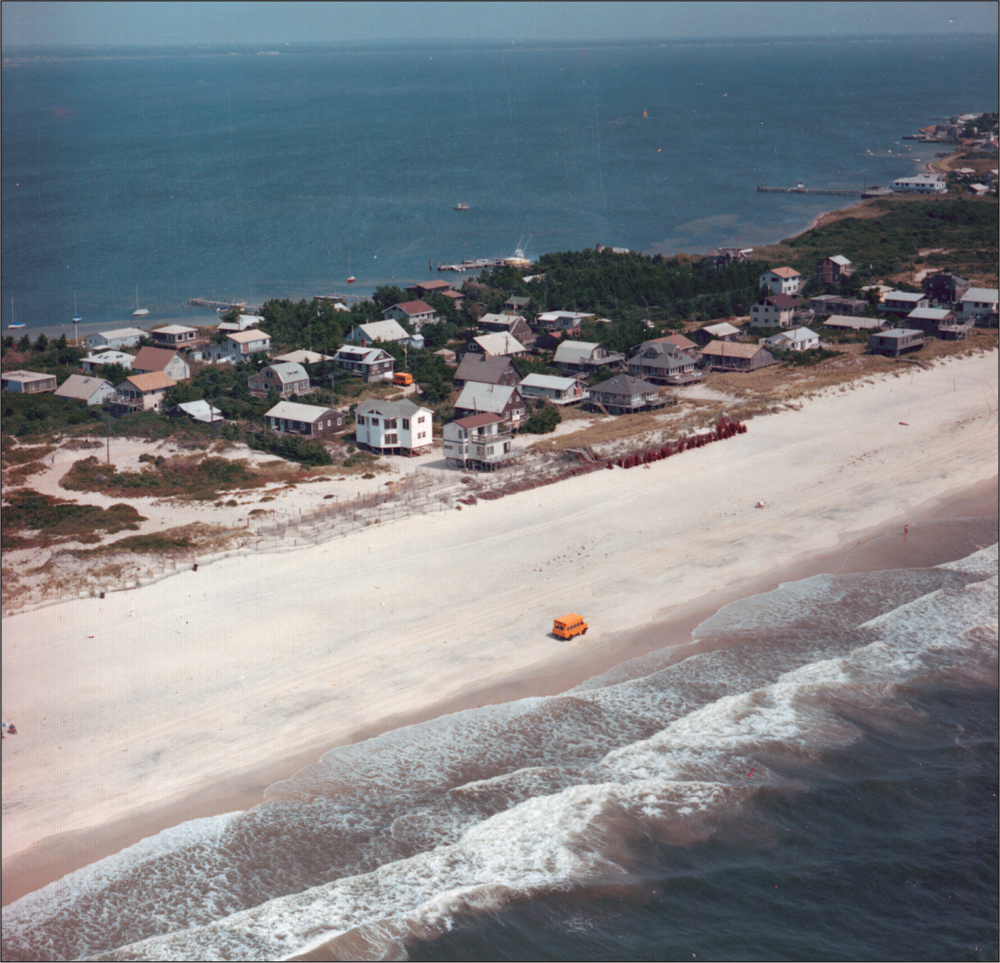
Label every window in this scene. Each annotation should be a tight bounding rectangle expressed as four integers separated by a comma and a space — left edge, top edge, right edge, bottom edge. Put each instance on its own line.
417, 415, 426, 423
357, 415, 365, 425
402, 418, 410, 430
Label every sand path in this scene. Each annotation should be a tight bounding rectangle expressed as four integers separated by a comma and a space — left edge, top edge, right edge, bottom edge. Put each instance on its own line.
2, 352, 997, 876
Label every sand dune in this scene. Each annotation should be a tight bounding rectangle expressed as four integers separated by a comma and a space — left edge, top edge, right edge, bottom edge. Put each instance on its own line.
2, 351, 997, 901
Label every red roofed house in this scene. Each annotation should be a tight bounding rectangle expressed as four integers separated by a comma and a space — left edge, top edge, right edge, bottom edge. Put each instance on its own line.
383, 300, 437, 329
109, 371, 176, 415
131, 346, 191, 381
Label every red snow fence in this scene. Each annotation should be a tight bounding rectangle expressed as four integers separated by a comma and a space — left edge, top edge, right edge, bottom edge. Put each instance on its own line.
607, 417, 747, 469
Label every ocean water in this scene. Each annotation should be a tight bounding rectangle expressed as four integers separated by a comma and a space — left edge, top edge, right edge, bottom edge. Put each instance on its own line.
2, 36, 998, 331
1, 519, 997, 962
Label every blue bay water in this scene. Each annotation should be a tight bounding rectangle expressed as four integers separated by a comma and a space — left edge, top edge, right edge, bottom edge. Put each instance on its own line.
2, 36, 997, 329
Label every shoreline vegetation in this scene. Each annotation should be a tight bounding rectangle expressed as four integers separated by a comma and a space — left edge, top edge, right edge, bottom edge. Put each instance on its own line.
3, 141, 998, 907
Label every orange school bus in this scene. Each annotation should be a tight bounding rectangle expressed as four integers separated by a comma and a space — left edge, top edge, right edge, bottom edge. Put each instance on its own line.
552, 613, 588, 639
393, 371, 413, 386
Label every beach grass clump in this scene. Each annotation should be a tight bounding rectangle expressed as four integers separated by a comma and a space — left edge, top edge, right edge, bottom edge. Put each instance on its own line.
2, 488, 146, 550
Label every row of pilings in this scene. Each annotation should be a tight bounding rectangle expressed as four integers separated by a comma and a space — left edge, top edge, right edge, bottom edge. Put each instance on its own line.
606, 417, 748, 470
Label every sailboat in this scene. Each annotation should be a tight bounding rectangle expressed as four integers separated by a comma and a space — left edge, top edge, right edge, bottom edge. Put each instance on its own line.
8, 297, 25, 329
72, 291, 82, 324
346, 251, 355, 284
133, 285, 149, 317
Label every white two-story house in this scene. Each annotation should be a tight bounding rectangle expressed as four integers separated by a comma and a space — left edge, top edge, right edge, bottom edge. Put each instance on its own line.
354, 398, 433, 456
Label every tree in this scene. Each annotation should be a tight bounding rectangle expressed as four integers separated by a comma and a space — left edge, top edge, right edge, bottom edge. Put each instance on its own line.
523, 401, 561, 435
34, 333, 49, 352
372, 286, 407, 312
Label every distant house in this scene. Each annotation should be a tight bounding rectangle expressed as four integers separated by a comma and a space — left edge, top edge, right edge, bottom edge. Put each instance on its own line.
80, 350, 135, 373
552, 340, 625, 373
248, 361, 311, 398
1, 370, 58, 393
880, 291, 929, 317
265, 401, 345, 437
149, 324, 205, 349
332, 345, 395, 383
85, 327, 147, 351
110, 371, 176, 414
464, 332, 528, 359
534, 310, 593, 333
750, 294, 803, 330
453, 382, 528, 428
627, 341, 700, 384
433, 347, 458, 366
502, 295, 531, 314
653, 333, 699, 354
905, 307, 974, 340
759, 267, 803, 295
869, 329, 928, 357
443, 413, 520, 471
692, 321, 742, 344
822, 314, 887, 333
382, 300, 436, 329
202, 329, 272, 363
132, 346, 191, 382
453, 354, 523, 389
809, 294, 869, 316
518, 373, 589, 405
955, 287, 999, 325
477, 313, 535, 344
347, 319, 410, 345
354, 398, 434, 456
700, 341, 776, 372
588, 374, 669, 414
891, 173, 946, 193
921, 272, 971, 304
404, 280, 452, 299
168, 400, 224, 424
704, 247, 753, 269
816, 255, 853, 285
762, 327, 821, 352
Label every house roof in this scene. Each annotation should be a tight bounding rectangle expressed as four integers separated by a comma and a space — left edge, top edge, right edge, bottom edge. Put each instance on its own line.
701, 341, 767, 359
388, 300, 434, 316
820, 255, 852, 266
352, 319, 409, 343
537, 310, 593, 324
55, 375, 112, 400
152, 324, 198, 336
553, 340, 603, 363
356, 397, 429, 419
504, 296, 530, 306
121, 371, 176, 391
2, 370, 56, 384
454, 412, 505, 430
258, 361, 308, 383
409, 280, 451, 292
647, 334, 698, 351
273, 350, 334, 364
472, 332, 526, 356
883, 290, 926, 303
335, 345, 392, 364
770, 327, 820, 344
172, 400, 223, 422
478, 312, 523, 328
962, 287, 999, 303
90, 327, 146, 341
876, 328, 924, 340
520, 373, 582, 390
265, 401, 335, 422
439, 289, 464, 301
823, 315, 884, 330
699, 321, 743, 337
455, 354, 520, 384
83, 350, 135, 365
228, 329, 271, 343
767, 266, 801, 278
133, 346, 182, 371
454, 383, 520, 414
590, 373, 659, 395
907, 307, 954, 321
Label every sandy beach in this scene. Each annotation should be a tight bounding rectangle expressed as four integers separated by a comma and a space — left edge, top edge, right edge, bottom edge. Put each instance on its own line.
2, 350, 997, 906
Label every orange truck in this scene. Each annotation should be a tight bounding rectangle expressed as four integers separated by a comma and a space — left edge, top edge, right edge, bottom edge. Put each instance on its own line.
552, 613, 588, 639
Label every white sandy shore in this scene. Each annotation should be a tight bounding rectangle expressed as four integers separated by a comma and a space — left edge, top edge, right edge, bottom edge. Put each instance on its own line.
2, 352, 997, 895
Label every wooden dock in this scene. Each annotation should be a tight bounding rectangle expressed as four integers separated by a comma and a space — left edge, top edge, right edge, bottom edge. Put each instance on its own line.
188, 298, 253, 312
313, 292, 371, 304
757, 183, 861, 197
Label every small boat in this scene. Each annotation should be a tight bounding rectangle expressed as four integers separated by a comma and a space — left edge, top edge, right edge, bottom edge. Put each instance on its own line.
9, 297, 25, 329
454, 202, 469, 210
347, 276, 356, 284
132, 285, 149, 317
72, 291, 82, 323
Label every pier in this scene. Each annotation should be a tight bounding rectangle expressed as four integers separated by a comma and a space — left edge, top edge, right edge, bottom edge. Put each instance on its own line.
188, 298, 253, 312
313, 292, 371, 304
757, 181, 862, 197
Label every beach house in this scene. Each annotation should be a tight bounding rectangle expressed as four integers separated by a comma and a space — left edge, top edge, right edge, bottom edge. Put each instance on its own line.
248, 361, 311, 398
921, 272, 970, 304
1, 370, 58, 394
750, 294, 803, 330
202, 329, 272, 363
131, 346, 191, 382
759, 267, 803, 295
477, 313, 535, 345
464, 332, 528, 359
168, 400, 224, 424
761, 327, 821, 352
880, 291, 929, 317
85, 327, 147, 351
816, 255, 854, 285
80, 350, 135, 373
149, 324, 206, 349
518, 373, 589, 405
552, 340, 625, 373
354, 398, 434, 456
347, 319, 410, 346
442, 413, 520, 471
699, 342, 776, 372
382, 300, 436, 329
869, 329, 928, 357
955, 287, 998, 326
332, 345, 395, 382
265, 401, 345, 437
587, 374, 668, 414
627, 340, 701, 384
453, 354, 524, 389
453, 383, 528, 429
109, 371, 176, 414
692, 321, 742, 345
54, 375, 115, 406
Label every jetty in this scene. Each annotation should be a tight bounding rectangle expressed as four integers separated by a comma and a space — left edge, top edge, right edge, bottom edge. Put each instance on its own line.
757, 180, 861, 197
188, 298, 254, 312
